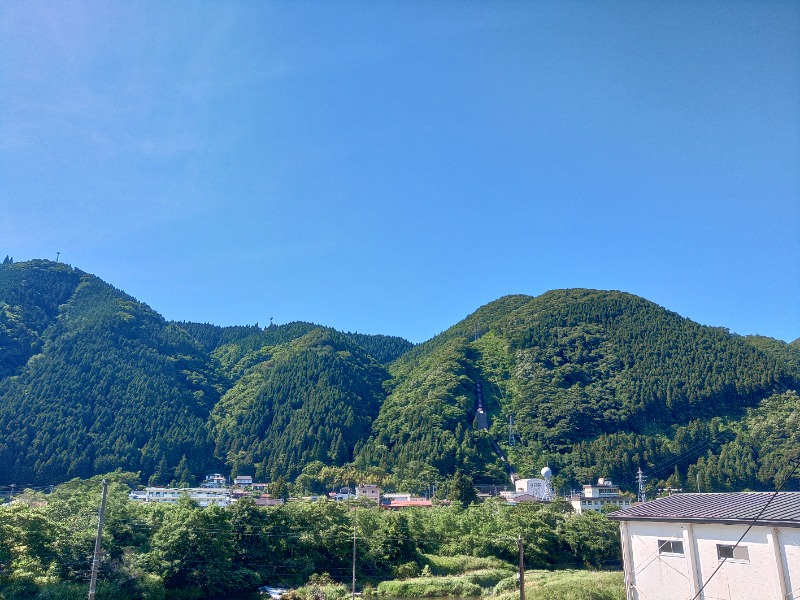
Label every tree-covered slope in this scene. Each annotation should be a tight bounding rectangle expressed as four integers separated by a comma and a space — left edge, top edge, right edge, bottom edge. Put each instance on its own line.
0, 260, 85, 377
1, 260, 797, 493
358, 290, 800, 489
0, 260, 222, 485
210, 328, 390, 481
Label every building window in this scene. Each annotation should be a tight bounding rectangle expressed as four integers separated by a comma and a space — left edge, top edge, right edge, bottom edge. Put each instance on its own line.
717, 544, 749, 562
658, 540, 684, 556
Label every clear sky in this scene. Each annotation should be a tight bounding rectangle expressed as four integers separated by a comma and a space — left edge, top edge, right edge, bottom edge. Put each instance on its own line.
1, 1, 798, 344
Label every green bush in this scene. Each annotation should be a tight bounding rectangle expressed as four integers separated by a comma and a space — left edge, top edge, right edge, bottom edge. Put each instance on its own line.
494, 575, 518, 594
393, 562, 421, 580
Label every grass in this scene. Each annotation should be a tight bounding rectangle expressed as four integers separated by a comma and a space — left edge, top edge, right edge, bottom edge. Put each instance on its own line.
494, 570, 624, 600
419, 554, 513, 576
377, 554, 516, 597
376, 576, 482, 597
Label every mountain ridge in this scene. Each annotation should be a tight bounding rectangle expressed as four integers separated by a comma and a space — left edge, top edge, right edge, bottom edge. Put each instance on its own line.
1, 258, 797, 494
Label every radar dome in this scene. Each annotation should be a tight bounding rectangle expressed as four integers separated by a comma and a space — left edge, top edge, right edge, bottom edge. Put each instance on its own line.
541, 467, 552, 480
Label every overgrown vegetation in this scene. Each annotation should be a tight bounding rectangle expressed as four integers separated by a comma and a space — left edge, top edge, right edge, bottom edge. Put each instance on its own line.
0, 476, 621, 599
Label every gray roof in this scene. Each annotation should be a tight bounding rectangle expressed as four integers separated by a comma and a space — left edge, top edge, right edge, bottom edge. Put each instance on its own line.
607, 492, 800, 527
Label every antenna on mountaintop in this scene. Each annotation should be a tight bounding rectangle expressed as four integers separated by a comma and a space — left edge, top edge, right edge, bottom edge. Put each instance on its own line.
269, 317, 273, 327
56, 252, 60, 263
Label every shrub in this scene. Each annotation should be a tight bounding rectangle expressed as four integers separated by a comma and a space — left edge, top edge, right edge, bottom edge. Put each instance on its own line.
393, 562, 420, 580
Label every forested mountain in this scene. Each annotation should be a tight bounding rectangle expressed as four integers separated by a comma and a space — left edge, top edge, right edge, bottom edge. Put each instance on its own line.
0, 260, 222, 484
1, 259, 798, 495
355, 290, 800, 492
0, 260, 411, 486
210, 328, 390, 481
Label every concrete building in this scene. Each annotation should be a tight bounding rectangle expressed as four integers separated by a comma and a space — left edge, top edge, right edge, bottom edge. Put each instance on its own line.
608, 492, 800, 600
234, 475, 253, 487
571, 478, 634, 514
356, 484, 380, 503
515, 478, 550, 498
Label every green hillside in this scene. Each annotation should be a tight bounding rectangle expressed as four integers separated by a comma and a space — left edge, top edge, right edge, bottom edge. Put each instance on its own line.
210, 328, 390, 481
1, 259, 798, 494
356, 290, 800, 491
0, 261, 222, 484
0, 260, 411, 486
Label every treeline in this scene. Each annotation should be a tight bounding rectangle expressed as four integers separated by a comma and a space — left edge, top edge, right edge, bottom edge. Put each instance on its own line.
0, 268, 222, 484
0, 473, 620, 600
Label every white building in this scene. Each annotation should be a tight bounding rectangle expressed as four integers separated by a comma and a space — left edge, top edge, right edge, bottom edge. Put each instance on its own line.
133, 487, 231, 507
515, 478, 550, 498
382, 492, 412, 502
571, 478, 634, 514
202, 473, 227, 488
608, 492, 800, 600
234, 475, 253, 487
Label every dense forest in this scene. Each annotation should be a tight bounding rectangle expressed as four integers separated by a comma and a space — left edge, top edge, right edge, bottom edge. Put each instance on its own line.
1, 259, 798, 496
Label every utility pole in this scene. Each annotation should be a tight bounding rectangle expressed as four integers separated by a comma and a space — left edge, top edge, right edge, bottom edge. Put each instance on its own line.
517, 534, 525, 600
637, 467, 647, 503
351, 504, 357, 600
88, 479, 108, 600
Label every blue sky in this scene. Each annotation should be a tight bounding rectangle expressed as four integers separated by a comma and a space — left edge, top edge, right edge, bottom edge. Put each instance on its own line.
1, 1, 798, 344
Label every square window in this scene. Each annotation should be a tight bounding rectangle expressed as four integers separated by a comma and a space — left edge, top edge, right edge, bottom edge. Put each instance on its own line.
658, 540, 684, 555
717, 544, 749, 562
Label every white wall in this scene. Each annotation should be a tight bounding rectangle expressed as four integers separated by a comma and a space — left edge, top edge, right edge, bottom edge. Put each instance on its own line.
624, 521, 693, 600
621, 520, 796, 600
778, 528, 800, 599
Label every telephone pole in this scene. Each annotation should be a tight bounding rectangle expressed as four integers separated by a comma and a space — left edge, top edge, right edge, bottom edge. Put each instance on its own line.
518, 534, 525, 600
88, 479, 108, 600
351, 504, 357, 600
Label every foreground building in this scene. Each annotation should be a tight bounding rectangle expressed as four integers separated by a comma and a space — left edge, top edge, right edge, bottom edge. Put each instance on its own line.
608, 492, 800, 600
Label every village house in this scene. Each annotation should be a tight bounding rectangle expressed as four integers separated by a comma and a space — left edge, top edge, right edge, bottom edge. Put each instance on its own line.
254, 496, 285, 506
380, 493, 432, 509
356, 484, 380, 503
201, 473, 227, 488
608, 492, 800, 600
233, 475, 253, 487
